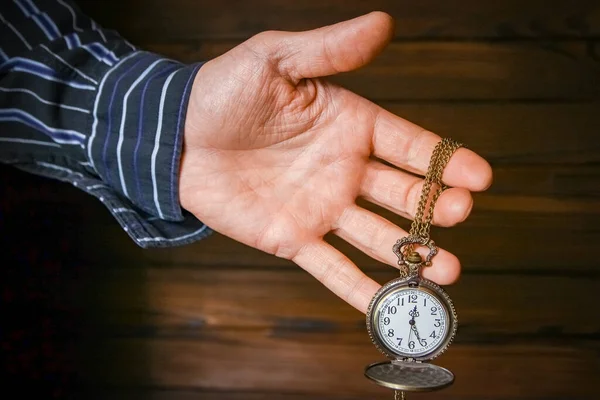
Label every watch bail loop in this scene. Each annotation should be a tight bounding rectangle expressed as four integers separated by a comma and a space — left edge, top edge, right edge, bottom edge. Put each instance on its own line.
393, 236, 438, 268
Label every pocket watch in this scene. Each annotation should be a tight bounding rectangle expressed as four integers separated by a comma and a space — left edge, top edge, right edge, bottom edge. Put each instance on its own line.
364, 138, 462, 399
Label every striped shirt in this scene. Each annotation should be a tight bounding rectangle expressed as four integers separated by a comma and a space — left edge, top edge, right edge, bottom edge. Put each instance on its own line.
0, 0, 212, 247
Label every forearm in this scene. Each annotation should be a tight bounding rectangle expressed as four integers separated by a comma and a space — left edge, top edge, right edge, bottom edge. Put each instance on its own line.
0, 0, 211, 247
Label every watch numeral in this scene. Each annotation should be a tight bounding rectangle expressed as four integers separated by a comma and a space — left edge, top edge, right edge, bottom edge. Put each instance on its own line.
419, 339, 428, 346
430, 331, 436, 338
387, 329, 394, 337
431, 306, 438, 315
408, 341, 415, 349
388, 306, 397, 314
434, 319, 441, 327
423, 298, 427, 307
383, 317, 390, 325
398, 297, 404, 306
396, 338, 403, 346
408, 294, 417, 303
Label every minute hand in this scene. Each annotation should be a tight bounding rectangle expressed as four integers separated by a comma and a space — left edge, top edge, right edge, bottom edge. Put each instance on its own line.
411, 325, 426, 346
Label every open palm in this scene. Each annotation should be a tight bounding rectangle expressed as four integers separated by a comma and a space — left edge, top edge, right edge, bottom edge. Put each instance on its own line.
179, 12, 492, 313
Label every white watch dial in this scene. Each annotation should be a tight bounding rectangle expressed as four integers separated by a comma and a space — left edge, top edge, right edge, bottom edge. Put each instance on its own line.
376, 288, 449, 357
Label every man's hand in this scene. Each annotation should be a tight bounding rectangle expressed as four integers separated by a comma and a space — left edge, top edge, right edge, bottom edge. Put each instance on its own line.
179, 12, 492, 313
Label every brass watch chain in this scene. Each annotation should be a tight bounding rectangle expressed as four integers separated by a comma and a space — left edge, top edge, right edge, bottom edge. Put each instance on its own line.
399, 137, 463, 277
395, 137, 462, 399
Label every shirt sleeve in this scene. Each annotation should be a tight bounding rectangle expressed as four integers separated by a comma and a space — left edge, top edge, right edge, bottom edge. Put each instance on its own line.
0, 0, 212, 248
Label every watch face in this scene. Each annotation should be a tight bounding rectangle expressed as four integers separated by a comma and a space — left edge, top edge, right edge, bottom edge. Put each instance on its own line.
367, 278, 456, 361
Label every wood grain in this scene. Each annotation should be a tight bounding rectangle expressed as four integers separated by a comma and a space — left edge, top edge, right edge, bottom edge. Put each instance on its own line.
3, 166, 598, 273
4, 1, 600, 397
76, 0, 600, 40
380, 103, 600, 165
11, 192, 598, 273
78, 268, 600, 338
143, 41, 600, 101
79, 333, 599, 397
74, 268, 600, 395
135, 218, 600, 272
79, 391, 373, 400
78, 389, 600, 400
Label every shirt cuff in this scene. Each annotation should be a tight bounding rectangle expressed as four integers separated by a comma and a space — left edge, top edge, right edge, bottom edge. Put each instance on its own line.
86, 51, 202, 222
10, 160, 213, 248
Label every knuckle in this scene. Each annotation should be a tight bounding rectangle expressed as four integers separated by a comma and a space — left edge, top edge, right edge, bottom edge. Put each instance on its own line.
247, 30, 285, 58
366, 222, 388, 255
345, 275, 367, 304
406, 128, 431, 164
403, 179, 422, 216
318, 254, 344, 286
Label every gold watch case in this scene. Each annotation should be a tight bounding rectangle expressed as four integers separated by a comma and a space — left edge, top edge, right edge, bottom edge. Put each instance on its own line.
366, 275, 458, 362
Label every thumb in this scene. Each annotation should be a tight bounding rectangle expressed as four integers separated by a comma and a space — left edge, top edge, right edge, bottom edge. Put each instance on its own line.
273, 11, 394, 80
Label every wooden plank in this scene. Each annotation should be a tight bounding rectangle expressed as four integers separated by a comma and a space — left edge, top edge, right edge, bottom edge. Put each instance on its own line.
79, 389, 598, 400
80, 268, 600, 337
78, 332, 599, 398
381, 103, 600, 165
76, 0, 600, 41
136, 220, 600, 272
3, 166, 600, 272
79, 391, 370, 400
143, 41, 600, 101
6, 191, 596, 272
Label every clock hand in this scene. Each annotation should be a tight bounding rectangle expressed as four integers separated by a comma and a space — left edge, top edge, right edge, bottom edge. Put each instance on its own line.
408, 305, 419, 320
407, 306, 418, 346
409, 306, 427, 344
411, 324, 427, 346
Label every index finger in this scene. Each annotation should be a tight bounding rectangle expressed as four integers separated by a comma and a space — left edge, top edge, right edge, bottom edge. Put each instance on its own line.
371, 106, 493, 191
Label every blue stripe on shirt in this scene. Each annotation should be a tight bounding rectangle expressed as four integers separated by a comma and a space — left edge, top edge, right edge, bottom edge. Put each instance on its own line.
14, 0, 61, 40
1, 57, 95, 90
134, 63, 178, 205
31, 12, 61, 40
1, 0, 210, 248
0, 108, 85, 145
101, 56, 146, 185
117, 58, 167, 198
12, 0, 33, 16
83, 42, 119, 66
64, 33, 75, 49
87, 51, 141, 172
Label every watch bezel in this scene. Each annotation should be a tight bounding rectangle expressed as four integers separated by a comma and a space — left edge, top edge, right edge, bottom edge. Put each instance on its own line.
366, 276, 457, 362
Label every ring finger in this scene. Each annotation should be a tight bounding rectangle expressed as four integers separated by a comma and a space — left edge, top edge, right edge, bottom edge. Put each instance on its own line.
332, 204, 461, 285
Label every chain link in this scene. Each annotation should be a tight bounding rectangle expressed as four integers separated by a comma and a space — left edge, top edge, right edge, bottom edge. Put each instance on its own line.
405, 138, 463, 255
393, 139, 461, 400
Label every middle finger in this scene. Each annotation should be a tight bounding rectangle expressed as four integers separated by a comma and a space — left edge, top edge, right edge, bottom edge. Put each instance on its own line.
360, 160, 473, 227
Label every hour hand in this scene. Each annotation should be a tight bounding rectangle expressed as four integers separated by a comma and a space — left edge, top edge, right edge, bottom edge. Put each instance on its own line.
408, 306, 419, 319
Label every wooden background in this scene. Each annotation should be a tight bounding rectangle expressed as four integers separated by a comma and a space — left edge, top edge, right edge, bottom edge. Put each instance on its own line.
2, 0, 600, 399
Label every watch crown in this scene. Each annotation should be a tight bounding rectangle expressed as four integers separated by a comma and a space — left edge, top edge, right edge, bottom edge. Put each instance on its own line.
406, 252, 422, 264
